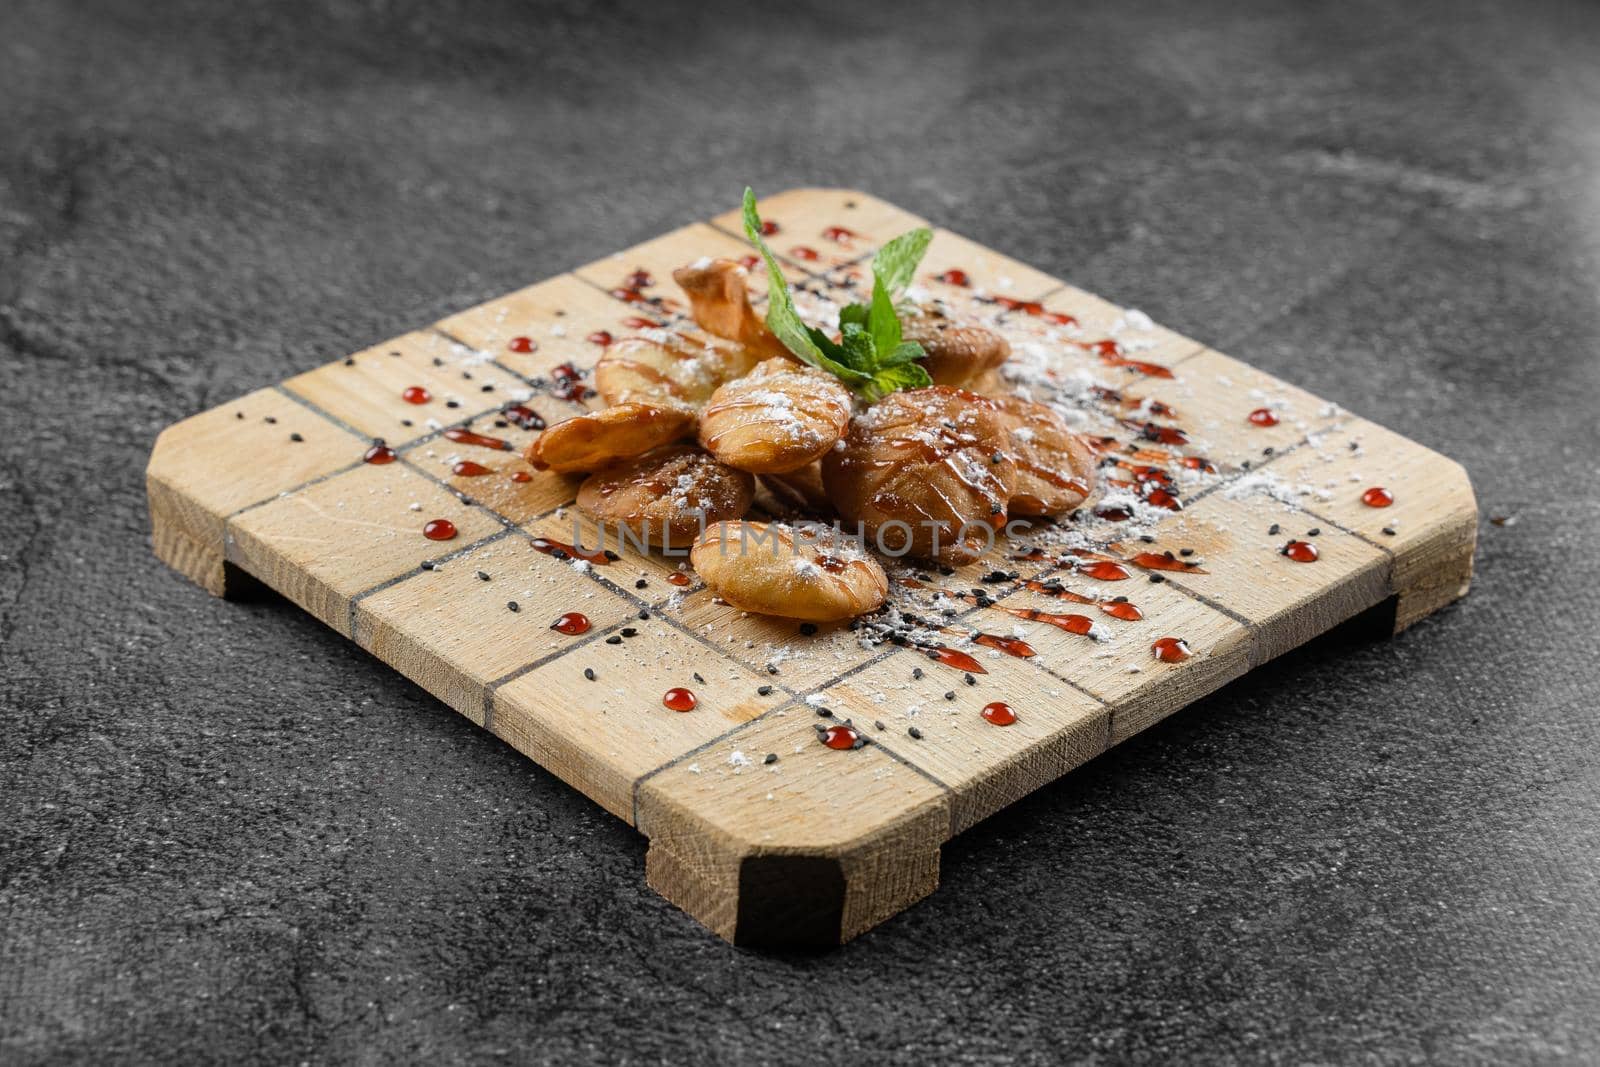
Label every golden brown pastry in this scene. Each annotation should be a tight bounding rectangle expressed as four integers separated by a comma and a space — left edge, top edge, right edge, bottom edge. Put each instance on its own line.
593, 334, 762, 411
990, 395, 1096, 515
691, 521, 888, 622
697, 358, 853, 474
576, 445, 754, 547
671, 258, 793, 362
901, 305, 1010, 388
527, 402, 695, 474
759, 462, 834, 517
821, 386, 1016, 564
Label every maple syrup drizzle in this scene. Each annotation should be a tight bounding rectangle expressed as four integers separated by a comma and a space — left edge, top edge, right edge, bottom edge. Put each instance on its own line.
1151, 637, 1191, 663
1248, 407, 1279, 427
1093, 386, 1178, 418
401, 386, 431, 404
1128, 551, 1207, 574
502, 404, 545, 431
1281, 540, 1319, 562
667, 571, 691, 587
1094, 343, 1175, 379
510, 471, 533, 483
530, 536, 612, 565
820, 723, 861, 750
922, 646, 987, 674
551, 612, 590, 635
1076, 559, 1132, 581
363, 441, 397, 464
1121, 418, 1190, 446
934, 269, 971, 287
452, 460, 492, 477
508, 336, 536, 353
662, 687, 697, 712
969, 632, 1037, 658
980, 701, 1017, 726
1000, 607, 1097, 636
443, 427, 511, 451
1362, 486, 1394, 508
422, 518, 457, 541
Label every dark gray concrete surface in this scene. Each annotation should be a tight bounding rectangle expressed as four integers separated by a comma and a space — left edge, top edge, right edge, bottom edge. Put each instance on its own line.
3, 0, 1599, 1061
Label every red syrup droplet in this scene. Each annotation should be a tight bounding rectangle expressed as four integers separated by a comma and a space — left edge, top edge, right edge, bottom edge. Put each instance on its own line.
550, 362, 586, 402
1281, 539, 1319, 562
1151, 637, 1191, 663
1095, 507, 1134, 522
502, 404, 545, 431
667, 571, 691, 587
1248, 407, 1279, 427
422, 518, 457, 541
1129, 552, 1207, 574
822, 225, 856, 244
402, 386, 431, 404
1145, 487, 1184, 512
1078, 560, 1133, 581
738, 254, 760, 271
1362, 486, 1394, 508
972, 632, 1037, 658
1182, 455, 1217, 473
530, 536, 612, 565
364, 441, 397, 464
452, 460, 492, 477
981, 701, 1017, 727
586, 330, 613, 347
443, 427, 511, 451
790, 246, 820, 261
508, 336, 536, 353
662, 687, 697, 712
760, 219, 780, 236
623, 315, 662, 329
935, 269, 971, 287
551, 611, 590, 636
820, 723, 861, 750
1041, 310, 1077, 326
510, 470, 533, 483
1001, 607, 1096, 636
1125, 419, 1190, 446
923, 646, 988, 674
624, 269, 653, 289
1100, 600, 1144, 621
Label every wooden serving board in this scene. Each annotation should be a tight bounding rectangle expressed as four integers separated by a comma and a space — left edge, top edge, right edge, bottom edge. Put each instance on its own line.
147, 188, 1477, 946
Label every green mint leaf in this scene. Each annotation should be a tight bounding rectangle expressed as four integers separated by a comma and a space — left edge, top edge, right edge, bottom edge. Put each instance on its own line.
871, 227, 933, 297
741, 189, 869, 385
839, 322, 877, 370
867, 275, 902, 361
864, 361, 932, 402
877, 340, 926, 367
805, 325, 867, 372
838, 303, 870, 330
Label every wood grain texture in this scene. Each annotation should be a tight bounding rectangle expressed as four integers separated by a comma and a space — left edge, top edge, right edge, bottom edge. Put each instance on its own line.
145, 188, 1478, 946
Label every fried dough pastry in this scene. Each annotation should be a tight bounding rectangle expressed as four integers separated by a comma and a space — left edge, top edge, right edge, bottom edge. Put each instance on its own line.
698, 358, 853, 474
691, 521, 888, 622
759, 462, 834, 517
990, 395, 1096, 516
821, 386, 1017, 565
527, 402, 695, 474
576, 445, 754, 547
901, 305, 1010, 388
672, 258, 793, 362
593, 333, 762, 411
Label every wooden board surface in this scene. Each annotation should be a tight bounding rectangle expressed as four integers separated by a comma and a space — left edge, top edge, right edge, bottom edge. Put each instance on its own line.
146, 188, 1477, 946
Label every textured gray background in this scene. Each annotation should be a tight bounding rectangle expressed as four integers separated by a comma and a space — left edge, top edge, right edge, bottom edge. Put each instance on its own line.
3, 0, 1599, 1062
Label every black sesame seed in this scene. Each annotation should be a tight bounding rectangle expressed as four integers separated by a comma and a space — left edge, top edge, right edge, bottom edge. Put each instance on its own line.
764, 753, 778, 765
637, 609, 649, 620
289, 432, 304, 442
1307, 528, 1321, 537
583, 667, 596, 681
1382, 527, 1396, 536
481, 384, 494, 392
799, 623, 818, 636
420, 560, 437, 571
401, 419, 413, 427
635, 578, 648, 589
908, 726, 923, 740
1139, 534, 1155, 543
1241, 459, 1252, 469
507, 601, 519, 613
550, 548, 569, 560
621, 627, 638, 638
389, 350, 401, 357
874, 720, 886, 731
912, 667, 924, 680
1263, 447, 1274, 456
605, 635, 622, 645
494, 419, 508, 428
816, 707, 833, 718
964, 673, 977, 686
445, 400, 460, 409
692, 671, 705, 684
1150, 574, 1166, 583
432, 356, 444, 366
235, 411, 244, 419
944, 691, 955, 701
264, 415, 277, 424
767, 664, 779, 675
1179, 548, 1194, 557
343, 357, 355, 366
476, 570, 490, 581
604, 550, 620, 561
758, 685, 774, 696
1268, 523, 1281, 535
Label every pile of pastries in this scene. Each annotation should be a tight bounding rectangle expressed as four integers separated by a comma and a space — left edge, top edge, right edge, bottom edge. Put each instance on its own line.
528, 257, 1097, 623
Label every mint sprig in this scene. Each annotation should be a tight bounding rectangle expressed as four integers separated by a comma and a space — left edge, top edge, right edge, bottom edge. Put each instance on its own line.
741, 188, 934, 402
